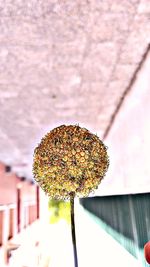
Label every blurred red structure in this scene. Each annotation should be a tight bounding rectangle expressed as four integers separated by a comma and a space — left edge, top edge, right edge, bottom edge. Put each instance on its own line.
144, 241, 150, 264
0, 162, 40, 265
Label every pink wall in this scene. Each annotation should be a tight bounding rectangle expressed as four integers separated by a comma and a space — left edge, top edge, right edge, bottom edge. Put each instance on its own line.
0, 163, 19, 205
0, 162, 39, 249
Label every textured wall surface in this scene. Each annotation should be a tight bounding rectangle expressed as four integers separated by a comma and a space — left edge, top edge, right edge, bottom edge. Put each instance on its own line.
0, 0, 150, 179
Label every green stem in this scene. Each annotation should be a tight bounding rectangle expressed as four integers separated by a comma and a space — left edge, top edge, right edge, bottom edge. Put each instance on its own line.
70, 196, 78, 267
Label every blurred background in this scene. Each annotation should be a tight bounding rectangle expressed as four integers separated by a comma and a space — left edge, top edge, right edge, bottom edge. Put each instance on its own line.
0, 0, 150, 266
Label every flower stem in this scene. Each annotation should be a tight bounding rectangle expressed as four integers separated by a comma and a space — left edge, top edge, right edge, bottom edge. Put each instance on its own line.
70, 196, 78, 267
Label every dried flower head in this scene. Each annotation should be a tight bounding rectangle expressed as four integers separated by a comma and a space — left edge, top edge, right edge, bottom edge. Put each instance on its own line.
33, 125, 109, 199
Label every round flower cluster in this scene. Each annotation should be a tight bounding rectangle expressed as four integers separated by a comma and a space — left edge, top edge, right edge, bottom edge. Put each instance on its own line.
33, 125, 109, 199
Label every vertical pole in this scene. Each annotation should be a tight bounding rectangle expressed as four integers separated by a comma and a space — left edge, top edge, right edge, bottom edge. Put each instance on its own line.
17, 188, 21, 233
70, 197, 78, 267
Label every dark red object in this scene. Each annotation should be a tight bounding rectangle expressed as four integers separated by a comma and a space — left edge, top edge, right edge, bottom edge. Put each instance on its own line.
144, 241, 150, 264
17, 188, 21, 233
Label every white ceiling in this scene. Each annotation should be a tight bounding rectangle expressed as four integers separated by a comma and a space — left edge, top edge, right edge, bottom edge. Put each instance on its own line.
0, 0, 150, 178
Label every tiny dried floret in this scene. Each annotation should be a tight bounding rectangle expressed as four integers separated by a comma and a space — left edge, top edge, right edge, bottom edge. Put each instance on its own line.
33, 125, 109, 199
